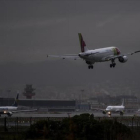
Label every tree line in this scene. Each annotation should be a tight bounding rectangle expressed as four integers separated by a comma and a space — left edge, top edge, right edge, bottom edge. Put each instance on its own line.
25, 113, 132, 140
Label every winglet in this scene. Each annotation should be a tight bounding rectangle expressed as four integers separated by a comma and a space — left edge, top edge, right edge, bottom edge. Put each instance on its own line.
78, 33, 88, 52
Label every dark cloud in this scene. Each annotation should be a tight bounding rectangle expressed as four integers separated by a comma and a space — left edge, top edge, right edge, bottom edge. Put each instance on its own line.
1, 0, 140, 62
0, 0, 140, 98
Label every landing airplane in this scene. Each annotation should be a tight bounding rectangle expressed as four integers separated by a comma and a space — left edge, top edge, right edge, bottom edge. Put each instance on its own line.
94, 100, 125, 117
0, 94, 37, 117
47, 33, 140, 69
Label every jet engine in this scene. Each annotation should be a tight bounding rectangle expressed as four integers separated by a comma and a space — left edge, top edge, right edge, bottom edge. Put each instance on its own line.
120, 111, 124, 116
118, 56, 128, 63
7, 112, 13, 117
102, 111, 106, 114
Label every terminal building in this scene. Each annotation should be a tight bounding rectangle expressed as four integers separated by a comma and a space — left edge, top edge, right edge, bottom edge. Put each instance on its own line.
0, 98, 76, 112
0, 95, 139, 113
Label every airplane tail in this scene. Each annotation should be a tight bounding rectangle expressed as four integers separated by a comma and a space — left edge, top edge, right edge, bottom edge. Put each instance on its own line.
78, 33, 88, 52
12, 93, 19, 107
121, 99, 124, 106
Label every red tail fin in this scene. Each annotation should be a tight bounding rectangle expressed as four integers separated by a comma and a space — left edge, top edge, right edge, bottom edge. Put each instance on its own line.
78, 33, 87, 52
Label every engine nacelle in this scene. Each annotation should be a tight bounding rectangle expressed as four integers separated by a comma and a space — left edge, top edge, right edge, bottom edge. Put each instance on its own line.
120, 111, 124, 116
102, 111, 106, 114
118, 56, 128, 63
7, 111, 13, 117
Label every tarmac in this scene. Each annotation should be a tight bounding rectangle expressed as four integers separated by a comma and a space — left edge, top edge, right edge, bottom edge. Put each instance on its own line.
7, 111, 140, 118
0, 111, 140, 127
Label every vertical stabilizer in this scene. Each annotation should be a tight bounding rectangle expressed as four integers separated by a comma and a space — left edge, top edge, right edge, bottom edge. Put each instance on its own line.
12, 93, 19, 107
121, 99, 124, 106
78, 33, 88, 52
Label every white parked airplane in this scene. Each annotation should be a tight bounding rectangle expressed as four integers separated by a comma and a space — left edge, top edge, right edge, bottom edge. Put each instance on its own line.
94, 100, 125, 117
0, 94, 37, 117
47, 33, 140, 69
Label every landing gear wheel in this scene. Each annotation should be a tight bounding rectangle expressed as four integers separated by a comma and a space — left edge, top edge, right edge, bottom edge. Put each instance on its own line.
112, 63, 116, 67
110, 59, 116, 68
88, 65, 93, 69
110, 63, 116, 68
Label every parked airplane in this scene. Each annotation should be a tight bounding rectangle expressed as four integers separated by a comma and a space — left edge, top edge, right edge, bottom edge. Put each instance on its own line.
94, 100, 125, 117
47, 33, 140, 69
0, 94, 37, 117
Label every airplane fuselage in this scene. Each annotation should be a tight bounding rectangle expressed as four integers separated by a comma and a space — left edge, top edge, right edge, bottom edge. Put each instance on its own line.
106, 105, 125, 113
79, 47, 120, 63
0, 106, 17, 111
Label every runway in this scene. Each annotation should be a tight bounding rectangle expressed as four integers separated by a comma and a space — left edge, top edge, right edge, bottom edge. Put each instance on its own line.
3, 111, 140, 118
0, 111, 140, 127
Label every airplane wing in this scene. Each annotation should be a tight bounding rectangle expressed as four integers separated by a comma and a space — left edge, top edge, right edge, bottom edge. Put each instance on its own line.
47, 54, 80, 60
11, 109, 38, 113
115, 109, 121, 112
104, 50, 140, 61
92, 108, 105, 112
128, 50, 140, 55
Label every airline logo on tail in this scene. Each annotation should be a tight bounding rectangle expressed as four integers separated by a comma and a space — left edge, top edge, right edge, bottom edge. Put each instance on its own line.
78, 33, 86, 52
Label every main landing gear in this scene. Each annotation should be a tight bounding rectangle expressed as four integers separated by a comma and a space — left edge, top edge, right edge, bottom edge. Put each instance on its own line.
110, 63, 116, 68
88, 65, 93, 69
110, 59, 116, 68
86, 61, 94, 69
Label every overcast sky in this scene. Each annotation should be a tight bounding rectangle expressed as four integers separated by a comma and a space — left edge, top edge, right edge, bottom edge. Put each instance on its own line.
1, 0, 140, 63
0, 0, 140, 97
